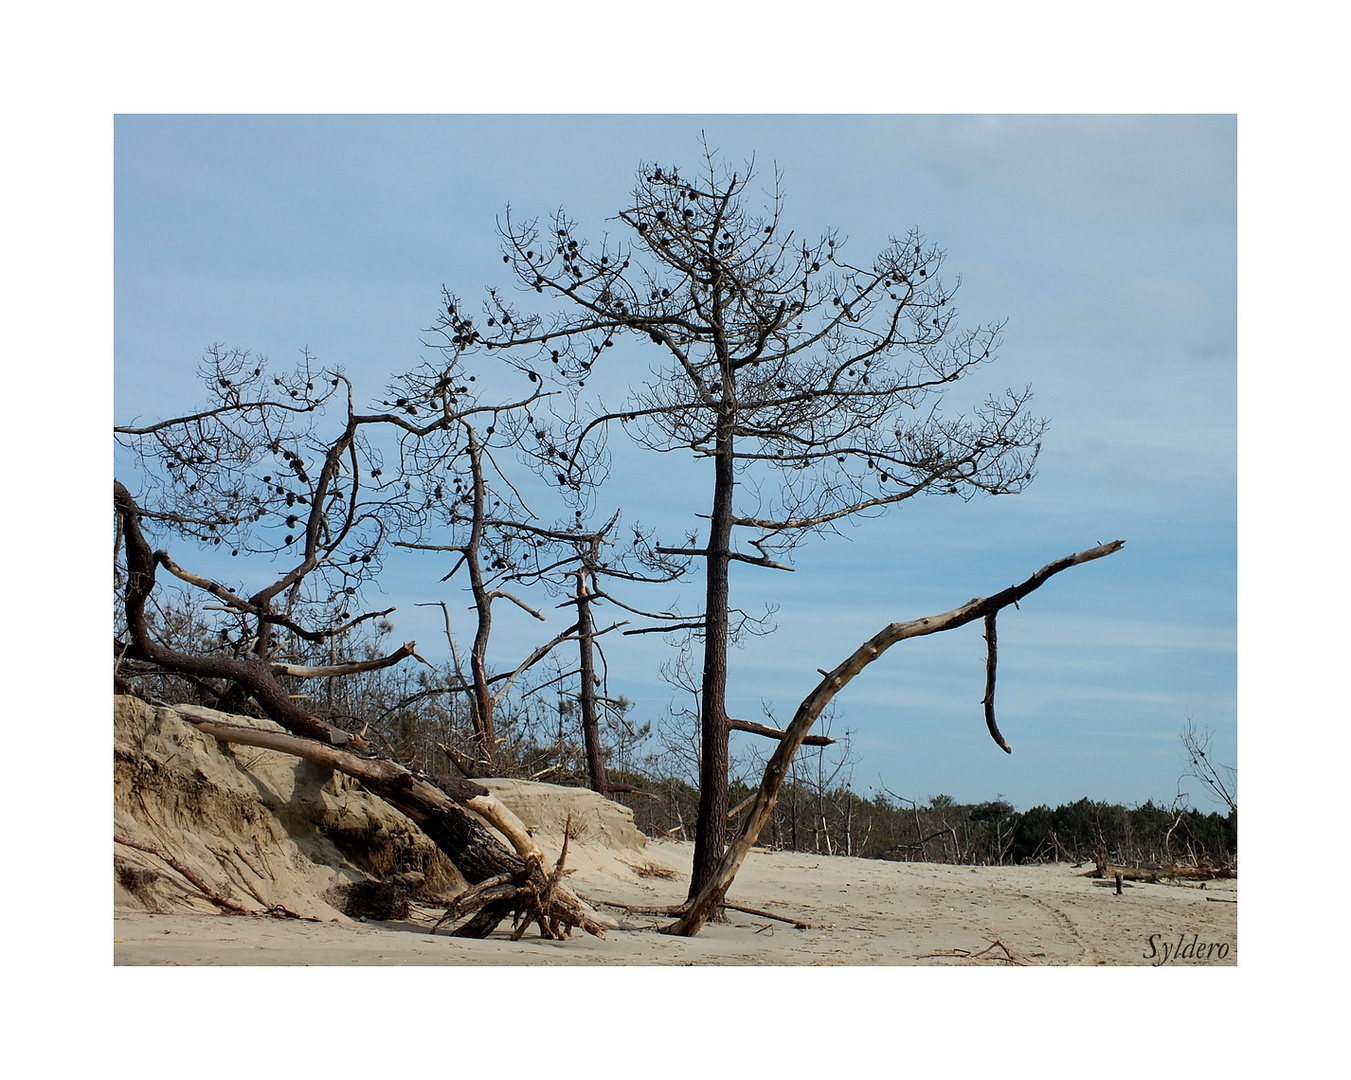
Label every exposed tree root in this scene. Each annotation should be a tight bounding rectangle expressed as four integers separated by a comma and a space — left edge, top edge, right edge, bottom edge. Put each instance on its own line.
176, 710, 610, 940
430, 816, 602, 940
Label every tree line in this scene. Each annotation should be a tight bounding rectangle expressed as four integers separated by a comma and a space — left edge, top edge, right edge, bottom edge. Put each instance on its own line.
615, 780, 1238, 869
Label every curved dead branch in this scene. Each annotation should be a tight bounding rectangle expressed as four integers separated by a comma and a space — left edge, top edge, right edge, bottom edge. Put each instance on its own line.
666, 539, 1126, 936
272, 641, 419, 679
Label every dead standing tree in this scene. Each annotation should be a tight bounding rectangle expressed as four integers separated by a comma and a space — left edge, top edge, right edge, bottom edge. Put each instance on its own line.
667, 540, 1125, 936
393, 416, 582, 774
550, 518, 686, 796
463, 509, 687, 795
393, 387, 686, 781
468, 146, 1046, 899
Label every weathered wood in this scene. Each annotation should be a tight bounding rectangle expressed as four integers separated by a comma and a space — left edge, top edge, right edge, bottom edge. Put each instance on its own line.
271, 642, 418, 678
1081, 862, 1236, 883
729, 717, 836, 747
982, 612, 1012, 753
722, 901, 823, 930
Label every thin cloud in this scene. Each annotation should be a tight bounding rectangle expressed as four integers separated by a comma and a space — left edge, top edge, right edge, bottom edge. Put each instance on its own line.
876, 114, 1236, 225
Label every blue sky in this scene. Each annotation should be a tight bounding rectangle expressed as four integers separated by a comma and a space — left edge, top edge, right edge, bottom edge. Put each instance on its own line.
114, 114, 1236, 812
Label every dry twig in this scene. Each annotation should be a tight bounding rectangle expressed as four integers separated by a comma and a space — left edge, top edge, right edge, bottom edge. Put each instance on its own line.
114, 833, 255, 915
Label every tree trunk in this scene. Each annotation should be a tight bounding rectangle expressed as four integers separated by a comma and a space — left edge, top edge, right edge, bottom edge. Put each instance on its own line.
575, 570, 610, 797
464, 433, 498, 770
690, 424, 735, 902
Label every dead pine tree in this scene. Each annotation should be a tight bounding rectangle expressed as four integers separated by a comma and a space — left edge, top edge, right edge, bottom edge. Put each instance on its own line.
480, 510, 687, 795
466, 143, 1046, 903
400, 431, 687, 788
393, 415, 583, 774
559, 519, 686, 796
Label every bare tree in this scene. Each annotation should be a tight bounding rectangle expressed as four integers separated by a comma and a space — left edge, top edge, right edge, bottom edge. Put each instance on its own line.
113, 347, 469, 740
383, 299, 691, 778
393, 415, 578, 772
465, 144, 1047, 898
1179, 717, 1237, 815
547, 517, 685, 795
411, 497, 685, 787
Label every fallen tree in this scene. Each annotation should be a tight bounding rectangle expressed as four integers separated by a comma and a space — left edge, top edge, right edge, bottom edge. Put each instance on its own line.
116, 478, 608, 939
666, 540, 1126, 936
173, 705, 610, 939
1081, 849, 1236, 884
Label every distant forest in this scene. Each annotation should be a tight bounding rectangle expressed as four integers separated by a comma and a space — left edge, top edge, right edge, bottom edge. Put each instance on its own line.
617, 773, 1238, 869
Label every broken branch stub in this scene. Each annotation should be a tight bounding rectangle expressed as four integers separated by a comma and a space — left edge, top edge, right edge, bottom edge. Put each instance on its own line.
666, 540, 1125, 937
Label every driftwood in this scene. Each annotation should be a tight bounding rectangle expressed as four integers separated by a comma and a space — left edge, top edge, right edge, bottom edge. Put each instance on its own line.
175, 707, 610, 939
1080, 845, 1235, 883
722, 901, 824, 929
666, 540, 1126, 937
915, 939, 1029, 965
1080, 862, 1236, 883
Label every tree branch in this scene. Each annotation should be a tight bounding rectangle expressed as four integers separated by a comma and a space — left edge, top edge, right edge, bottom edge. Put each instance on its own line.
656, 545, 795, 572
486, 590, 547, 621
729, 717, 835, 747
272, 640, 419, 679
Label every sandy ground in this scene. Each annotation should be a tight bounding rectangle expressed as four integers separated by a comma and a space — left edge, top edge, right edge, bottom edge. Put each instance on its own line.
113, 840, 1236, 966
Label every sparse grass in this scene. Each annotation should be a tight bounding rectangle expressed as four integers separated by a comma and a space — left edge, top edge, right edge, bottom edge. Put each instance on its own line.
625, 859, 681, 880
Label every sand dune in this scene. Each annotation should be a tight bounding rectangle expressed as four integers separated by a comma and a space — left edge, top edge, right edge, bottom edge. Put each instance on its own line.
113, 696, 1235, 966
